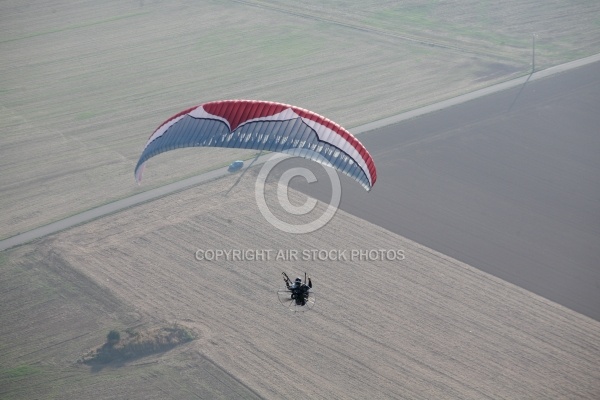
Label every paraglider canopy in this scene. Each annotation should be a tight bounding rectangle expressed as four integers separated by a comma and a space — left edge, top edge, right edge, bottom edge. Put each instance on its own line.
135, 100, 377, 190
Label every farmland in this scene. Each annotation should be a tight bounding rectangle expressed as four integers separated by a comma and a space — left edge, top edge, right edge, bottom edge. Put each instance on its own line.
2, 1, 600, 398
2, 173, 599, 399
2, 0, 600, 239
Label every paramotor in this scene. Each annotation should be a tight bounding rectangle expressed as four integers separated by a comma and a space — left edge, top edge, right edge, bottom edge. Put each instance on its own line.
278, 272, 315, 312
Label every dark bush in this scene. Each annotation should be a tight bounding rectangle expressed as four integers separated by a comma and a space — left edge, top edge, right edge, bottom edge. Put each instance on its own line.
107, 330, 121, 345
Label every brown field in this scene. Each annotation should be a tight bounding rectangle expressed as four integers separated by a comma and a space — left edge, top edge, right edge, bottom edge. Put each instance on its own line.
286, 60, 600, 321
2, 173, 599, 399
2, 1, 600, 398
2, 0, 600, 239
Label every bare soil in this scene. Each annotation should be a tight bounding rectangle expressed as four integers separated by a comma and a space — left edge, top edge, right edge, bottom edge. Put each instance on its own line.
2, 1, 600, 398
2, 173, 598, 399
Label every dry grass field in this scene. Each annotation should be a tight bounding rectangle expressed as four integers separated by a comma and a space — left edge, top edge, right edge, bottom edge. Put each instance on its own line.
2, 173, 599, 399
2, 0, 600, 239
2, 1, 600, 398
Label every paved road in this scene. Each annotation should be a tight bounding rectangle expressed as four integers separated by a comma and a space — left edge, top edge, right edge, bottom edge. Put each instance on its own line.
3, 54, 598, 254
2, 55, 599, 322
0, 154, 270, 252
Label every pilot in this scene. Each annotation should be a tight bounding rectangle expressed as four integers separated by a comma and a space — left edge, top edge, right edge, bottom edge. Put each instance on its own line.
283, 273, 312, 305
292, 277, 302, 289
292, 277, 312, 291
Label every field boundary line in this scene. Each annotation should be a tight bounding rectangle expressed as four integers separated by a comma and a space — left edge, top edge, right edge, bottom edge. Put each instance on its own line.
1, 53, 599, 252
352, 52, 600, 134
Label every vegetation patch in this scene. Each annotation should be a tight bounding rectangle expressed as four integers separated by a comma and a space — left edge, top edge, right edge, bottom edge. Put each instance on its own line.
80, 325, 196, 365
0, 365, 42, 380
